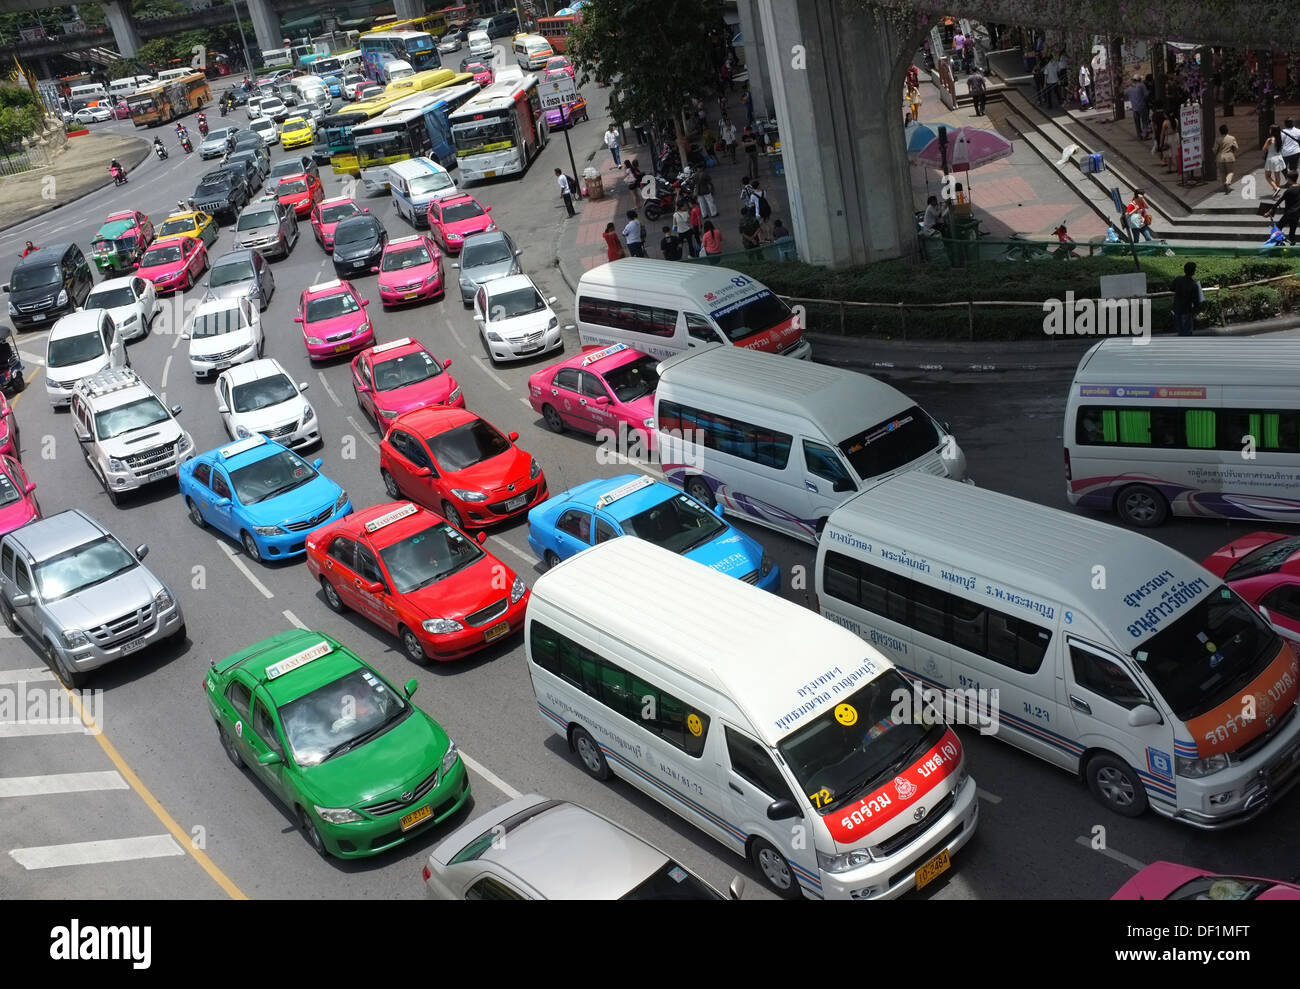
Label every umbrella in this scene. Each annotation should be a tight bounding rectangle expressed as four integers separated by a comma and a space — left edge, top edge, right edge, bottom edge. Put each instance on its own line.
915, 125, 1013, 171
905, 121, 940, 159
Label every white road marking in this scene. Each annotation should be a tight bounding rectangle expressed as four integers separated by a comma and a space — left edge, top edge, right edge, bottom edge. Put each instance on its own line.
520, 396, 531, 406
282, 609, 307, 629
459, 752, 522, 800
0, 721, 86, 738
161, 354, 173, 389
10, 834, 185, 870
18, 351, 43, 366
216, 539, 275, 599
346, 415, 379, 451
473, 356, 513, 392
976, 788, 1002, 804
317, 370, 343, 406
0, 668, 54, 684
172, 329, 184, 349
1073, 835, 1148, 872
444, 318, 466, 349
487, 535, 535, 568
0, 771, 128, 799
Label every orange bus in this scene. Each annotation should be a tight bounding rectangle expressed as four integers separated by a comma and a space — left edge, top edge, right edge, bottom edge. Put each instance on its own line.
127, 73, 212, 127
537, 13, 583, 54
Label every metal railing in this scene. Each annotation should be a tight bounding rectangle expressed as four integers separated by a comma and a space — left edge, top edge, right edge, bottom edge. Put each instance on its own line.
0, 149, 38, 176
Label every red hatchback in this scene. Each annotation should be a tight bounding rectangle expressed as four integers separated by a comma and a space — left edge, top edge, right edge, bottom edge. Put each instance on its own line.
305, 501, 529, 663
426, 194, 495, 255
310, 196, 364, 252
379, 406, 546, 531
352, 336, 464, 427
1204, 533, 1300, 643
274, 173, 324, 218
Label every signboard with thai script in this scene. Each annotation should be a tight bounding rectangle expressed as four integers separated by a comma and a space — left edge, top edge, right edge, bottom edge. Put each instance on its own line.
1180, 101, 1203, 172
538, 75, 576, 110
1078, 385, 1207, 399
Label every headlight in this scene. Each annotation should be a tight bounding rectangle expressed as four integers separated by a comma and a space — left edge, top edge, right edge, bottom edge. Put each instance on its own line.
57, 289, 68, 306
306, 336, 323, 345
547, 316, 558, 330
8, 302, 16, 315
1176, 753, 1231, 778
485, 223, 497, 232
358, 321, 371, 334
447, 232, 463, 241
122, 312, 138, 324
510, 575, 526, 603
816, 848, 873, 873
425, 272, 440, 285
252, 525, 282, 536
107, 457, 127, 472
154, 588, 174, 609
422, 617, 463, 634
644, 417, 656, 429
235, 424, 252, 439
760, 552, 774, 577
440, 738, 459, 775
528, 457, 540, 479
379, 409, 399, 419
450, 488, 487, 502
447, 386, 462, 404
334, 490, 349, 513
486, 331, 503, 343
61, 628, 90, 648
178, 432, 195, 453
313, 805, 363, 824
302, 404, 315, 424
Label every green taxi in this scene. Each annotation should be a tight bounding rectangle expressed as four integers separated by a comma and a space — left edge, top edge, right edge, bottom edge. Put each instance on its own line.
205, 629, 470, 859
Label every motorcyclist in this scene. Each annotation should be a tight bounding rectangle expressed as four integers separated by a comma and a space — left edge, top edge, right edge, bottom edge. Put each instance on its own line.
153, 136, 166, 155
197, 111, 208, 135
21, 241, 36, 258
110, 158, 125, 182
175, 121, 188, 139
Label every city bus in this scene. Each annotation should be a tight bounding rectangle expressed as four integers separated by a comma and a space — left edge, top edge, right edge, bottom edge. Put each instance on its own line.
384, 68, 472, 98
537, 12, 583, 53
127, 74, 211, 127
355, 82, 481, 193
449, 70, 547, 182
317, 72, 471, 173
360, 30, 441, 81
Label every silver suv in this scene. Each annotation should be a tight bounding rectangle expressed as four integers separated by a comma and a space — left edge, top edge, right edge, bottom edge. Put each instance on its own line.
0, 510, 186, 687
233, 200, 299, 259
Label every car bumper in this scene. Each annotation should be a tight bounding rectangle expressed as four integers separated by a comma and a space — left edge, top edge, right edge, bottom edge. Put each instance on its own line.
103, 447, 196, 492
306, 328, 374, 360
457, 476, 548, 529
46, 380, 78, 407
59, 601, 186, 675
11, 301, 77, 330
752, 565, 782, 593
416, 593, 530, 660
378, 279, 443, 304
199, 148, 225, 158
333, 257, 380, 278
485, 329, 563, 363
191, 345, 258, 378
316, 757, 471, 859
148, 274, 190, 295
282, 136, 312, 149
252, 498, 353, 559
237, 237, 286, 258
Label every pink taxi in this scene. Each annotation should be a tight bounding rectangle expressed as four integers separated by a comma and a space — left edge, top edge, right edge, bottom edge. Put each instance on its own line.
0, 393, 18, 460
543, 56, 575, 78
295, 279, 374, 361
1113, 861, 1300, 900
351, 336, 463, 426
427, 194, 495, 255
310, 196, 364, 253
528, 343, 660, 451
1204, 532, 1300, 643
461, 59, 493, 87
136, 235, 208, 294
0, 453, 39, 537
376, 234, 444, 306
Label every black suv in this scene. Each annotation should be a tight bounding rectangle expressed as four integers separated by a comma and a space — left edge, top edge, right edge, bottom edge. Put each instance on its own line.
192, 168, 249, 223
331, 215, 388, 279
4, 243, 94, 331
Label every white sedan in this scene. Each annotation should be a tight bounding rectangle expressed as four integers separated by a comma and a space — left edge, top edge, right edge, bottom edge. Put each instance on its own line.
84, 275, 158, 342
73, 106, 113, 123
473, 274, 563, 365
249, 116, 279, 146
215, 357, 318, 449
184, 296, 264, 379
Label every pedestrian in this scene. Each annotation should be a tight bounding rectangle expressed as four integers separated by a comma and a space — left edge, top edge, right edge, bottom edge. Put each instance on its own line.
1126, 75, 1149, 140
689, 198, 703, 252
21, 241, 36, 258
967, 68, 987, 116
623, 209, 646, 257
963, 37, 975, 74
1043, 52, 1061, 108
1077, 62, 1092, 108
697, 169, 718, 217
672, 200, 696, 256
739, 206, 762, 258
1279, 172, 1300, 244
770, 218, 795, 258
720, 116, 738, 164
660, 225, 682, 261
701, 220, 723, 262
555, 168, 575, 216
1170, 261, 1202, 336
719, 60, 732, 95
742, 85, 754, 125
739, 175, 756, 214
1125, 189, 1155, 241
920, 194, 946, 237
952, 30, 965, 72
603, 222, 625, 262
1032, 57, 1046, 106
906, 81, 922, 123
1280, 118, 1300, 174
742, 125, 760, 176
906, 63, 919, 90
1213, 124, 1239, 193
604, 124, 621, 167
634, 120, 650, 145
722, 54, 735, 92
1264, 125, 1287, 192
750, 178, 772, 238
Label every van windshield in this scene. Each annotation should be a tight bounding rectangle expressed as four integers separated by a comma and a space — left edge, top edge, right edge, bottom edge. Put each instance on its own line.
710, 290, 792, 342
1132, 584, 1281, 721
10, 264, 61, 291
777, 670, 946, 815
838, 405, 942, 481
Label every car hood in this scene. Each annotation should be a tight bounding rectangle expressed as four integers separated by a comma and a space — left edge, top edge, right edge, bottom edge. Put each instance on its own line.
445, 446, 533, 498
47, 355, 108, 382
373, 373, 457, 415
139, 259, 188, 279
489, 309, 555, 339
239, 473, 341, 528
378, 263, 439, 290
305, 311, 367, 337
234, 221, 279, 241
402, 551, 515, 624
300, 708, 446, 808
42, 566, 161, 633
10, 284, 61, 307
0, 498, 37, 536
231, 398, 307, 433
205, 281, 258, 304
190, 327, 255, 357
442, 216, 494, 238
682, 526, 763, 577
199, 138, 227, 151
459, 257, 520, 286
100, 420, 183, 459
1202, 532, 1291, 579
333, 239, 381, 261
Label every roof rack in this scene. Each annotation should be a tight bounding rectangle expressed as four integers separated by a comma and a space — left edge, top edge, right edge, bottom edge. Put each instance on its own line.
74, 366, 144, 398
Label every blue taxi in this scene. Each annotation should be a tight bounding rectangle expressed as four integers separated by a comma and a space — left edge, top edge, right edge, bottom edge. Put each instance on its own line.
179, 435, 352, 562
527, 474, 779, 590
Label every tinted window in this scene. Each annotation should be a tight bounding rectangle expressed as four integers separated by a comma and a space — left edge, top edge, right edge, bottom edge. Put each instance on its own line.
838, 406, 943, 480
578, 295, 677, 338
1070, 646, 1150, 709
226, 680, 252, 718
658, 400, 792, 470
1075, 405, 1300, 453
725, 726, 796, 802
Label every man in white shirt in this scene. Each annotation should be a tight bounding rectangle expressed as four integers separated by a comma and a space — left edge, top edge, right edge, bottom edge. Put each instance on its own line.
555, 168, 575, 217
1078, 64, 1092, 107
1280, 117, 1300, 174
603, 124, 621, 168
622, 209, 646, 257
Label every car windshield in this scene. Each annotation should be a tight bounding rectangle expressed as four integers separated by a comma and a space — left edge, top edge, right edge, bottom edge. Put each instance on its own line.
838, 405, 942, 481
278, 667, 409, 767
374, 350, 440, 391
334, 220, 377, 246
33, 535, 138, 603
710, 290, 792, 343
620, 493, 726, 555
198, 173, 231, 189
232, 374, 297, 412
461, 237, 512, 267
143, 244, 183, 265
87, 286, 136, 309
378, 521, 484, 594
278, 179, 308, 195
192, 307, 246, 337
409, 172, 454, 196
209, 259, 255, 285
1166, 876, 1273, 901
270, 160, 304, 177
283, 118, 307, 129
321, 202, 359, 223
94, 396, 171, 439
361, 86, 383, 99
381, 245, 432, 271
47, 332, 104, 368
229, 448, 317, 504
426, 419, 509, 471
1224, 537, 1300, 581
778, 671, 947, 814
441, 200, 485, 224
489, 287, 543, 320
602, 355, 659, 402
10, 264, 61, 290
622, 860, 723, 900
305, 292, 360, 322
1133, 584, 1281, 721
237, 210, 276, 231
0, 466, 22, 508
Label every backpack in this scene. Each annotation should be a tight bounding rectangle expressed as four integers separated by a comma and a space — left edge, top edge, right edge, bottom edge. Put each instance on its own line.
757, 191, 771, 219
638, 221, 647, 243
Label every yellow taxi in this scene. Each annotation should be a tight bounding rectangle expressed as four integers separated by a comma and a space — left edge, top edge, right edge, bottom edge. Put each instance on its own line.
156, 207, 219, 249
279, 116, 314, 150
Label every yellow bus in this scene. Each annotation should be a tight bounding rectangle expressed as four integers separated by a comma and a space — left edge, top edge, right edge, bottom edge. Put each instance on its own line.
127, 73, 211, 127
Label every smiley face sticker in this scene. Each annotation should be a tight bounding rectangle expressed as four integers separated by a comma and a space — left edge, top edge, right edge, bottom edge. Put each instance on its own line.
834, 703, 858, 727
686, 713, 703, 737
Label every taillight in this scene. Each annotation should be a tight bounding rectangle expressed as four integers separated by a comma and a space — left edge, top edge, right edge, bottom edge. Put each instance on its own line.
421, 865, 431, 882
1063, 448, 1072, 481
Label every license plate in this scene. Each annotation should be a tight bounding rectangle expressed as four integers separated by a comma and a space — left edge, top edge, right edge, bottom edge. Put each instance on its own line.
399, 804, 432, 831
214, 361, 232, 370
353, 259, 364, 268
120, 635, 149, 654
404, 292, 418, 300
484, 620, 510, 642
914, 849, 950, 890
504, 495, 527, 511
31, 313, 45, 322
334, 343, 352, 352
146, 469, 170, 481
484, 170, 496, 178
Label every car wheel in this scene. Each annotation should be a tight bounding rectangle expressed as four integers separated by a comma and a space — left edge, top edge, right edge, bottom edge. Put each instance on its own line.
570, 725, 610, 780
685, 476, 715, 509
750, 838, 803, 899
442, 501, 464, 530
400, 626, 428, 663
241, 530, 262, 562
381, 468, 400, 499
543, 550, 561, 571
541, 404, 564, 433
298, 806, 328, 857
1115, 484, 1169, 528
46, 639, 83, 689
320, 576, 345, 613
1086, 753, 1149, 818
218, 723, 245, 768
103, 473, 121, 506
167, 622, 187, 646
0, 596, 18, 634
187, 497, 205, 528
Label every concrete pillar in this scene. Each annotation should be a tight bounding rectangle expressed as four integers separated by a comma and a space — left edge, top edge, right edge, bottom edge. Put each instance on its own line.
103, 0, 142, 58
756, 0, 919, 266
246, 0, 284, 56
737, 0, 773, 119
394, 0, 426, 20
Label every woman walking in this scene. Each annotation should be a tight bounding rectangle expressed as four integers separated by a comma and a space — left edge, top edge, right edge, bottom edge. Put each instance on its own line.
701, 220, 723, 263
603, 222, 626, 263
1264, 125, 1287, 193
1213, 123, 1239, 194
906, 82, 922, 123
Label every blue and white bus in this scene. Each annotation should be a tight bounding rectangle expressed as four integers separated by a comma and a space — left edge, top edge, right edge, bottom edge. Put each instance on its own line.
360, 30, 440, 82
355, 82, 480, 193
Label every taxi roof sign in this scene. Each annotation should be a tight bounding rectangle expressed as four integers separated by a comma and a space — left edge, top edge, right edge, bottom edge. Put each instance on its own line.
309, 278, 343, 293
372, 336, 414, 354
581, 343, 627, 367
265, 639, 333, 680
219, 435, 267, 459
365, 502, 418, 532
596, 475, 655, 509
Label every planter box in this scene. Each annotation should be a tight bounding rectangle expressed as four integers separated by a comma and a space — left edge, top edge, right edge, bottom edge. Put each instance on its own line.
65, 128, 89, 137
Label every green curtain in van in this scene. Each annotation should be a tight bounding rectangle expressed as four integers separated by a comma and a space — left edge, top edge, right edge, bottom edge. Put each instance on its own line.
1101, 409, 1118, 443
1248, 413, 1281, 449
1117, 410, 1151, 444
1185, 409, 1216, 449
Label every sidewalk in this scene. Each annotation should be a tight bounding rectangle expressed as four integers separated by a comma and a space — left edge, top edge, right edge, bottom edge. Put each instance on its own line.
0, 131, 151, 232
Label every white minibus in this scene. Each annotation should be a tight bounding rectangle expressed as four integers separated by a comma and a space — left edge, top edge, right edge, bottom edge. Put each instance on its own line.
109, 76, 152, 100
69, 82, 108, 103
576, 259, 810, 361
527, 537, 978, 900
513, 34, 554, 69
654, 344, 968, 544
156, 67, 193, 83
1065, 337, 1300, 527
388, 157, 460, 225
816, 470, 1300, 828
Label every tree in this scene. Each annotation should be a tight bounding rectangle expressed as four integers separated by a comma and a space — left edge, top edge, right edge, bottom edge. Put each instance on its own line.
0, 84, 45, 152
569, 0, 723, 166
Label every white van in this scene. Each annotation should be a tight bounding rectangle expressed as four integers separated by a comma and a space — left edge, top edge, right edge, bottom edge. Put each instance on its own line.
291, 76, 331, 113
68, 82, 108, 103
816, 470, 1300, 828
108, 76, 151, 100
467, 30, 492, 58
384, 59, 415, 83
513, 34, 554, 69
157, 68, 193, 83
389, 157, 460, 226
576, 259, 810, 362
527, 537, 979, 900
1065, 338, 1300, 528
45, 309, 127, 409
654, 344, 968, 544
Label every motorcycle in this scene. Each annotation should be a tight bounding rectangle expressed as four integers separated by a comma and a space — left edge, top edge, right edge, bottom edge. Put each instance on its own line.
220, 102, 228, 117
641, 169, 697, 221
110, 164, 127, 186
198, 118, 209, 137
180, 134, 193, 154
154, 142, 169, 160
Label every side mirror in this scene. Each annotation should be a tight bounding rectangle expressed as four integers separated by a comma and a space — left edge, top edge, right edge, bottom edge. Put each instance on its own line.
293, 315, 303, 322
10, 592, 31, 608
1, 284, 8, 293
215, 497, 231, 508
355, 381, 370, 393
299, 382, 309, 391
832, 477, 855, 494
23, 481, 36, 494
257, 750, 282, 767
475, 531, 487, 545
484, 205, 492, 212
942, 419, 952, 433
217, 402, 229, 414
403, 678, 418, 698
514, 249, 522, 255
508, 431, 519, 442
363, 579, 384, 594
593, 396, 609, 406
766, 799, 801, 821
415, 466, 432, 477
312, 458, 323, 469
547, 295, 557, 305
362, 207, 370, 213
362, 299, 370, 306
75, 429, 91, 443
135, 544, 149, 560
181, 333, 191, 340
1128, 704, 1162, 728
451, 262, 459, 269
713, 503, 725, 518
727, 876, 746, 901
170, 404, 182, 416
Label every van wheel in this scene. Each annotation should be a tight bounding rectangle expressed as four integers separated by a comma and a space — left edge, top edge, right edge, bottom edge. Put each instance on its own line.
541, 404, 564, 433
750, 838, 802, 899
1085, 753, 1149, 818
570, 725, 610, 780
1115, 484, 1168, 528
685, 476, 714, 508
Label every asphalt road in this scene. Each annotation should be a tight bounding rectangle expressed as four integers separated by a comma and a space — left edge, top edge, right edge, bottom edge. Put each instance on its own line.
1, 68, 1296, 903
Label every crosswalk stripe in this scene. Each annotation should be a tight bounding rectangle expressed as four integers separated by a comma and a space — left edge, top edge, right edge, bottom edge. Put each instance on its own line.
0, 771, 128, 798
0, 721, 86, 738
0, 668, 54, 684
10, 834, 185, 870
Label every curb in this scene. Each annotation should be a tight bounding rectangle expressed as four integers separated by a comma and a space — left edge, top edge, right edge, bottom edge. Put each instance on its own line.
0, 134, 152, 235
